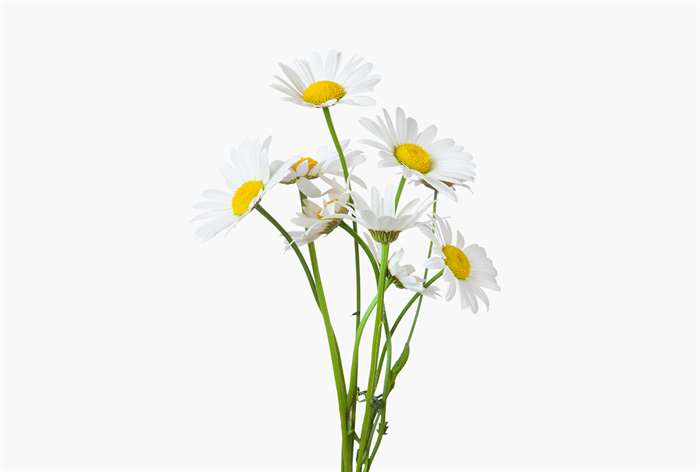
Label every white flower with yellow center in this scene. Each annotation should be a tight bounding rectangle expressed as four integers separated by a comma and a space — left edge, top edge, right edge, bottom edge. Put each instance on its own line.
360, 108, 476, 201
364, 234, 440, 298
193, 137, 288, 242
419, 218, 500, 312
347, 185, 431, 243
287, 180, 350, 248
272, 50, 380, 108
270, 141, 365, 197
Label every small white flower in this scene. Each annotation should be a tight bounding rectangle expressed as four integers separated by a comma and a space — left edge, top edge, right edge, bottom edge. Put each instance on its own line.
272, 50, 380, 108
287, 180, 350, 248
193, 137, 288, 242
364, 234, 440, 298
360, 108, 476, 201
419, 218, 500, 313
270, 141, 365, 197
347, 184, 431, 243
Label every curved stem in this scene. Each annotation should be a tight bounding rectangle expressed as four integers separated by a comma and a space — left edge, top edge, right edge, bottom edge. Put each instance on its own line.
308, 242, 349, 470
323, 107, 349, 179
254, 205, 317, 305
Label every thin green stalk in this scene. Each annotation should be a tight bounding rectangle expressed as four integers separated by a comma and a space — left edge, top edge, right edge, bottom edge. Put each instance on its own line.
338, 222, 379, 280
374, 269, 445, 387
366, 304, 394, 470
406, 189, 438, 344
394, 176, 406, 210
307, 242, 348, 471
356, 243, 390, 471
322, 107, 363, 471
254, 205, 317, 304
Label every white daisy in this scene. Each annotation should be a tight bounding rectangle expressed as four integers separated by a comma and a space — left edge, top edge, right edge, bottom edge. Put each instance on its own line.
287, 180, 350, 248
347, 184, 431, 243
419, 218, 500, 312
359, 108, 476, 201
193, 137, 287, 242
272, 50, 380, 108
364, 234, 440, 298
270, 141, 365, 197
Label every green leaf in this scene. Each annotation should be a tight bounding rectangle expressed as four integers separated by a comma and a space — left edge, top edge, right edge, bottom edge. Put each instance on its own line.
390, 344, 410, 384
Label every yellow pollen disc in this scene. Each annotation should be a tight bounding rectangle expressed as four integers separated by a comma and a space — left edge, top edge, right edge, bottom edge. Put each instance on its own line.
231, 180, 264, 216
291, 156, 319, 173
394, 143, 432, 173
302, 81, 346, 106
443, 245, 471, 280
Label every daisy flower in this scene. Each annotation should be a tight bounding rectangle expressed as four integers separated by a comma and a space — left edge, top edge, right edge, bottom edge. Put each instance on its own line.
347, 184, 431, 243
193, 137, 287, 242
364, 234, 440, 298
271, 141, 365, 197
272, 50, 380, 108
419, 218, 500, 312
287, 180, 350, 248
359, 108, 476, 201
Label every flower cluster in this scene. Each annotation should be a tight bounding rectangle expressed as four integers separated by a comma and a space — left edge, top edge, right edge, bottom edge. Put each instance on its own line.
193, 50, 500, 472
194, 50, 499, 313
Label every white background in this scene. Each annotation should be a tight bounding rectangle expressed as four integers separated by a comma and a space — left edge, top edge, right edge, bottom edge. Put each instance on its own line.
1, 1, 698, 471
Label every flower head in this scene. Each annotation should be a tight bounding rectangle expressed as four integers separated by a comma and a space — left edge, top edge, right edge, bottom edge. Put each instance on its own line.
419, 218, 500, 312
287, 180, 350, 248
193, 137, 287, 241
271, 141, 365, 197
347, 185, 431, 243
360, 108, 476, 201
364, 234, 440, 298
272, 50, 380, 108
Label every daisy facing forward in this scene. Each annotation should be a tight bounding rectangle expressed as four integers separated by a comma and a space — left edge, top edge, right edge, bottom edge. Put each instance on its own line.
271, 141, 365, 198
420, 218, 500, 312
360, 108, 476, 201
193, 137, 287, 242
347, 185, 431, 243
272, 50, 380, 108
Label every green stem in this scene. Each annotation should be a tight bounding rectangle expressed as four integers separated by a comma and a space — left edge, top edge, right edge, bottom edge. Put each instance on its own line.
374, 269, 445, 387
254, 205, 317, 305
394, 176, 406, 210
308, 242, 348, 471
338, 222, 379, 280
356, 243, 390, 470
322, 107, 363, 471
323, 107, 349, 180
406, 189, 438, 344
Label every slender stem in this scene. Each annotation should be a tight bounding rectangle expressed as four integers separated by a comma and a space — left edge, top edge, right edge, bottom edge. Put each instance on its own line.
394, 176, 406, 210
308, 242, 350, 472
323, 107, 349, 180
254, 205, 317, 304
338, 222, 379, 280
406, 189, 439, 344
322, 107, 363, 471
374, 269, 445, 385
356, 243, 390, 471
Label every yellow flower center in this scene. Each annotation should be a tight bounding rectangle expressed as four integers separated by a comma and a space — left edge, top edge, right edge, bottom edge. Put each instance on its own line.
291, 156, 319, 173
443, 244, 471, 280
231, 180, 264, 216
303, 80, 346, 106
394, 143, 432, 173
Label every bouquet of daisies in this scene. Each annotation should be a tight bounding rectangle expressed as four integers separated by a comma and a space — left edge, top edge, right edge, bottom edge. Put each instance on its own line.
194, 51, 500, 472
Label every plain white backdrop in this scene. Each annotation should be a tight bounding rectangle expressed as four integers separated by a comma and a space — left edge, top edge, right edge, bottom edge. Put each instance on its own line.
1, 1, 698, 471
